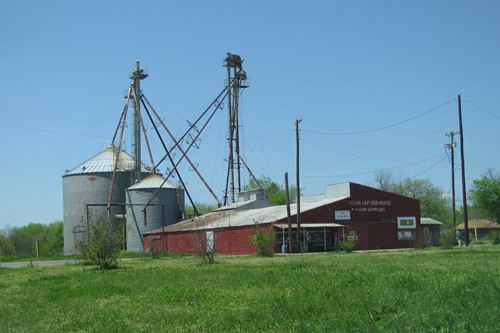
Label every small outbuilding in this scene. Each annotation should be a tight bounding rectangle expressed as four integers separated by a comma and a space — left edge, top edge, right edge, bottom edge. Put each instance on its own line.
143, 182, 421, 254
457, 219, 499, 239
420, 218, 442, 246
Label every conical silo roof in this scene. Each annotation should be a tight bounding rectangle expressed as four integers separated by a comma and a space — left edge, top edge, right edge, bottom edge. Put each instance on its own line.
64, 145, 152, 176
127, 173, 177, 190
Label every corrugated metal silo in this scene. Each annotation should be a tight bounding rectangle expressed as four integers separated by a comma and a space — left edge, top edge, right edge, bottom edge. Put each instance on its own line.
62, 145, 152, 255
126, 174, 184, 252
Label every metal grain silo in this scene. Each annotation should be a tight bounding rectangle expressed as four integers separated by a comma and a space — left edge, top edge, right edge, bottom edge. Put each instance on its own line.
126, 174, 184, 252
62, 145, 152, 255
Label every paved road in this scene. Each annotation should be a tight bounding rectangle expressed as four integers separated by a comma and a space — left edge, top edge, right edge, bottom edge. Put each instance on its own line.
0, 259, 82, 269
0, 258, 137, 269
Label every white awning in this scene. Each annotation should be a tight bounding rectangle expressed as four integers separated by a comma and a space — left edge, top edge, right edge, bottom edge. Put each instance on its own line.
274, 223, 344, 229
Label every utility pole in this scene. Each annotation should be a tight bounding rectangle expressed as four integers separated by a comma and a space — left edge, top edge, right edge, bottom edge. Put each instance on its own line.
295, 119, 303, 252
284, 172, 293, 253
458, 94, 469, 245
445, 131, 457, 232
130, 61, 148, 183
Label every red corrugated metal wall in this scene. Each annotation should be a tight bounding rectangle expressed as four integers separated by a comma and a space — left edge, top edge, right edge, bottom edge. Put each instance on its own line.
143, 183, 421, 254
144, 225, 273, 255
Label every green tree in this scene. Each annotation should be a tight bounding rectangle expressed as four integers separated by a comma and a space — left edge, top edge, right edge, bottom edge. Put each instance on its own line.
184, 203, 217, 218
243, 176, 297, 205
0, 234, 15, 256
0, 221, 63, 257
375, 170, 393, 191
374, 172, 451, 225
470, 169, 500, 223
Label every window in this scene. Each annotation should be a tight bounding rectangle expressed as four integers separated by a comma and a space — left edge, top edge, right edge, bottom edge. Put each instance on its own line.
275, 231, 299, 243
398, 230, 416, 240
397, 216, 416, 229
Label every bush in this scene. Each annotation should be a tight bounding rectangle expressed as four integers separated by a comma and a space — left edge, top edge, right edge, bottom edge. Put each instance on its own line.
439, 229, 457, 249
192, 231, 216, 264
339, 231, 358, 252
488, 230, 500, 245
77, 217, 123, 269
249, 225, 275, 257
150, 248, 162, 259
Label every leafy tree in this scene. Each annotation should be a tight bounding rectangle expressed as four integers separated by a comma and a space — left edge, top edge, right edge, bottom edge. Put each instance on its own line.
456, 204, 485, 223
184, 203, 217, 218
0, 221, 63, 257
243, 176, 297, 205
0, 234, 15, 256
375, 170, 393, 191
470, 169, 500, 223
374, 172, 451, 224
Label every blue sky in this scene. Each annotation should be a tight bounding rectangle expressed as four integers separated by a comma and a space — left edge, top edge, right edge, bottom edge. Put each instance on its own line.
1, 1, 499, 227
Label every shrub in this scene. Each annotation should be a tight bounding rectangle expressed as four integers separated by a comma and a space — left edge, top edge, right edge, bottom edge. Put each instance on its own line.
339, 231, 358, 253
77, 217, 123, 269
249, 225, 275, 257
439, 229, 457, 249
488, 230, 500, 245
150, 248, 162, 259
192, 231, 216, 264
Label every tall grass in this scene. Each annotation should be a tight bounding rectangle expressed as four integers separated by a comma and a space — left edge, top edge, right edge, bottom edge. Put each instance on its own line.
0, 246, 499, 332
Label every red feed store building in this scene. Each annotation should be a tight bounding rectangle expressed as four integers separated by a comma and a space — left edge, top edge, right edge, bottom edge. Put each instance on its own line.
143, 182, 421, 254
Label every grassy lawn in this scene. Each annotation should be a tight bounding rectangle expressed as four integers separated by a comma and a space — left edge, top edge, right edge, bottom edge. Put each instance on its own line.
0, 251, 155, 263
1, 246, 499, 332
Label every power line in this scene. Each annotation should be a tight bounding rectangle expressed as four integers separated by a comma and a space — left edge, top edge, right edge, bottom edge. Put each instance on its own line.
301, 126, 449, 173
0, 122, 109, 139
302, 98, 456, 136
412, 156, 447, 178
302, 153, 445, 178
462, 99, 500, 121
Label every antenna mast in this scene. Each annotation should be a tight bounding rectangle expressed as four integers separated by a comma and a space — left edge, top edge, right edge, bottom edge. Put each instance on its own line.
130, 61, 148, 183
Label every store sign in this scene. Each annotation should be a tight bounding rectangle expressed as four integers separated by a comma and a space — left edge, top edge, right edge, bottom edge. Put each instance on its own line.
335, 210, 351, 220
348, 200, 392, 213
397, 217, 416, 229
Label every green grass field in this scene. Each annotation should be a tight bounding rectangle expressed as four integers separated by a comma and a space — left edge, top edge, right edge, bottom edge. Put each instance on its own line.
1, 246, 499, 332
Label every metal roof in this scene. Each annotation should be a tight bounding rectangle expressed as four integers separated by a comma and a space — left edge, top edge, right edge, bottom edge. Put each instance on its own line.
145, 196, 349, 234
64, 145, 152, 176
457, 219, 499, 230
274, 223, 344, 229
420, 218, 443, 225
127, 173, 177, 190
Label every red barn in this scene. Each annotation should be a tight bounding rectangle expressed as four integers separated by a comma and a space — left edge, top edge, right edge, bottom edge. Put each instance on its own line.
143, 182, 421, 254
